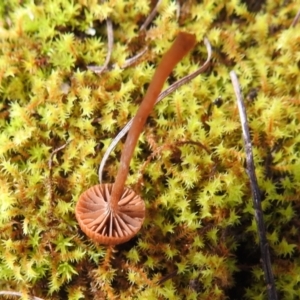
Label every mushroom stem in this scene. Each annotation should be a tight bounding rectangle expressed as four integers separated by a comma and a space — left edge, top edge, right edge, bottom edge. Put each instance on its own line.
109, 32, 196, 210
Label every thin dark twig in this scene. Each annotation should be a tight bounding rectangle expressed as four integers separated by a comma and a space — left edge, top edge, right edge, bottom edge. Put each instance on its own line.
175, 0, 181, 20
49, 140, 72, 204
230, 71, 278, 300
89, 0, 162, 73
88, 27, 148, 71
0, 291, 44, 300
139, 0, 163, 31
176, 140, 211, 155
90, 0, 160, 72
291, 8, 300, 27
113, 47, 148, 69
98, 37, 212, 183
87, 18, 113, 74
89, 47, 148, 72
157, 270, 177, 285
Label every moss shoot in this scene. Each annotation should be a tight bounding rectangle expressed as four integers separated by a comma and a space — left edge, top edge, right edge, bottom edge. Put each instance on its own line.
0, 0, 300, 299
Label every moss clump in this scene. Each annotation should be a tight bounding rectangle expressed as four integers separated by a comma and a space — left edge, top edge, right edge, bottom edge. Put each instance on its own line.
0, 0, 300, 299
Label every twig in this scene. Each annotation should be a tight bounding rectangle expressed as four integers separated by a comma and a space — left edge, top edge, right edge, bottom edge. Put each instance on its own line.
88, 47, 148, 72
87, 17, 114, 74
157, 270, 177, 285
88, 0, 163, 73
112, 47, 148, 69
0, 291, 44, 300
88, 28, 148, 72
291, 8, 300, 27
98, 37, 212, 183
230, 71, 278, 300
175, 0, 181, 21
49, 140, 72, 204
139, 0, 163, 31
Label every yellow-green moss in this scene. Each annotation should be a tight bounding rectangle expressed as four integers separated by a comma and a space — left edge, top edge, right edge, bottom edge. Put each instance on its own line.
0, 0, 300, 299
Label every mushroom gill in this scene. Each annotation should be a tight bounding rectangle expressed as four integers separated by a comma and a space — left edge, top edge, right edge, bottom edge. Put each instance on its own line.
75, 32, 196, 245
75, 184, 145, 245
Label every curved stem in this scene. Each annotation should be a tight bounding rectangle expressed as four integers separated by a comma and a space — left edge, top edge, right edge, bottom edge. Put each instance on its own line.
110, 32, 196, 210
98, 37, 212, 183
87, 17, 113, 74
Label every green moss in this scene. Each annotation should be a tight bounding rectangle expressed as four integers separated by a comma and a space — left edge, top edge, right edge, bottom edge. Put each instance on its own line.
0, 0, 300, 299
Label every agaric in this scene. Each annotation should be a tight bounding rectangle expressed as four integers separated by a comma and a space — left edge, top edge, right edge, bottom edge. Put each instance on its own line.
75, 32, 196, 245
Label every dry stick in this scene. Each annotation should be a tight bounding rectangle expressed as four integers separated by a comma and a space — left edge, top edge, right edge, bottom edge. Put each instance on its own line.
291, 8, 300, 27
98, 37, 212, 183
89, 47, 148, 72
88, 0, 161, 73
175, 0, 181, 20
0, 291, 44, 300
87, 17, 113, 74
139, 0, 163, 31
88, 32, 147, 72
157, 270, 178, 285
116, 47, 148, 69
112, 0, 161, 68
109, 32, 197, 210
230, 71, 278, 300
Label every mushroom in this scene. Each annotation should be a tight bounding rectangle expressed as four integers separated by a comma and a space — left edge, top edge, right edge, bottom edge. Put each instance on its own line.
75, 32, 196, 245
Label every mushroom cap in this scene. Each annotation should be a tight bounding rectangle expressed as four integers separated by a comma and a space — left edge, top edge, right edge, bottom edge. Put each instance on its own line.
75, 184, 145, 245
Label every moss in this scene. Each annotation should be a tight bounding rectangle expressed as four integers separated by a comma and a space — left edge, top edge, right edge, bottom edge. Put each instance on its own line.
0, 0, 300, 299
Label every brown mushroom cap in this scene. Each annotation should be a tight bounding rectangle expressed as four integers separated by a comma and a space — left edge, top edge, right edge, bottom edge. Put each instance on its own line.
75, 184, 145, 245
